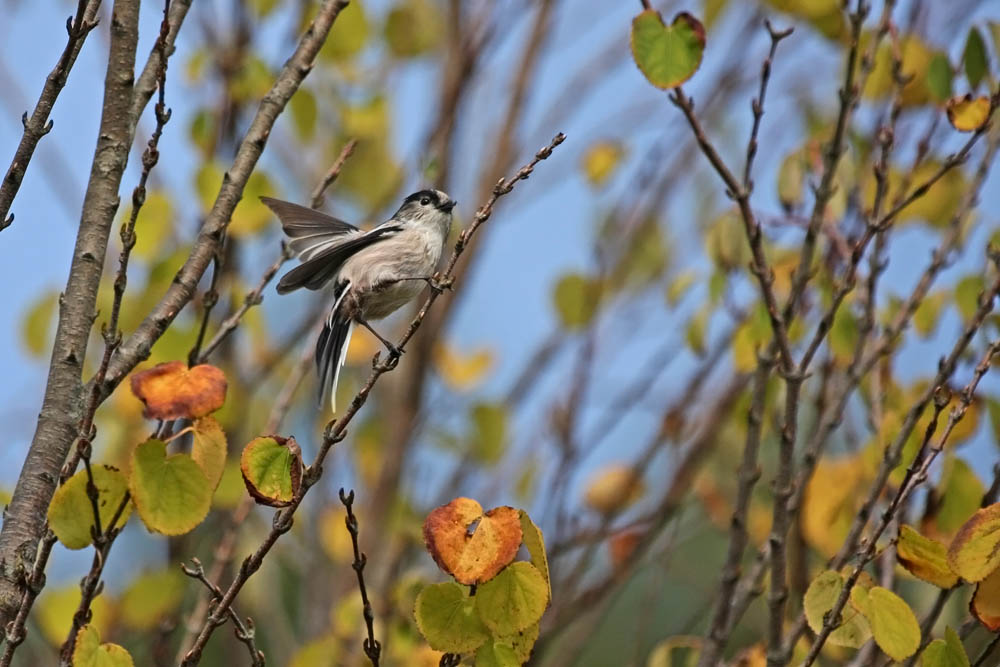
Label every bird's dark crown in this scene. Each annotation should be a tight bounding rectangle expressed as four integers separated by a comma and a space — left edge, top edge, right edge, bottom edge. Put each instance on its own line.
403, 189, 442, 206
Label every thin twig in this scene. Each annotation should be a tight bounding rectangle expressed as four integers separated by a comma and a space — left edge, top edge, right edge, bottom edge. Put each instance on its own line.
178, 134, 565, 664
309, 138, 356, 208
180, 558, 264, 666
340, 489, 380, 666
0, 0, 102, 229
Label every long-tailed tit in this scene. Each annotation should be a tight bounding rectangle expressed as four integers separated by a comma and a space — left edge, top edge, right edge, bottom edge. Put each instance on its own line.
263, 189, 456, 412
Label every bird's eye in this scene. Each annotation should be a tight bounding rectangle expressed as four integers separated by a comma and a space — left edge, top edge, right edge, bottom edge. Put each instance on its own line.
420, 197, 430, 206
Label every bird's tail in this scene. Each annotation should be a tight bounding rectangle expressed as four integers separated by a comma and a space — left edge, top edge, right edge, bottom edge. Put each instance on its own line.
316, 284, 354, 413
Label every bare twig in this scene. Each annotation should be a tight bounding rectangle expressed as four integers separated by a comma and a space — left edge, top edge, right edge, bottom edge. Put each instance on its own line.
181, 558, 264, 666
0, 0, 101, 230
340, 489, 380, 666
309, 138, 356, 208
178, 134, 565, 664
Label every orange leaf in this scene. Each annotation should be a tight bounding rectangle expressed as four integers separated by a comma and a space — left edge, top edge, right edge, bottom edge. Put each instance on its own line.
971, 567, 1000, 631
130, 361, 227, 420
423, 498, 522, 585
608, 528, 643, 568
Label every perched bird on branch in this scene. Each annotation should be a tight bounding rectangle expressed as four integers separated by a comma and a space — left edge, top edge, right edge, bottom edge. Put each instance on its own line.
263, 189, 456, 411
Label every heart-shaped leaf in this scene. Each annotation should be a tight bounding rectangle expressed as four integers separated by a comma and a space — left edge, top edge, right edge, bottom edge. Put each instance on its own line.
921, 626, 970, 667
413, 581, 490, 653
240, 436, 302, 507
630, 10, 706, 90
423, 497, 522, 584
474, 561, 549, 637
191, 416, 227, 490
48, 465, 132, 549
130, 361, 227, 420
946, 95, 991, 132
73, 624, 134, 667
129, 439, 212, 535
803, 570, 872, 648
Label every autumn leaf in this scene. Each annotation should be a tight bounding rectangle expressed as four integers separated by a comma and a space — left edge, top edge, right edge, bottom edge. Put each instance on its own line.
971, 567, 1000, 631
191, 416, 227, 491
129, 439, 212, 535
423, 497, 522, 585
414, 582, 490, 653
947, 503, 1000, 582
129, 361, 227, 420
849, 586, 921, 661
946, 95, 991, 132
474, 562, 549, 636
896, 525, 958, 588
630, 11, 706, 89
583, 464, 644, 515
73, 624, 134, 667
240, 436, 303, 507
47, 466, 132, 549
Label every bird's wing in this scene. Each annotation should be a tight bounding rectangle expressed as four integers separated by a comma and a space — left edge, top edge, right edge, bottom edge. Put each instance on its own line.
261, 196, 360, 258
275, 223, 403, 294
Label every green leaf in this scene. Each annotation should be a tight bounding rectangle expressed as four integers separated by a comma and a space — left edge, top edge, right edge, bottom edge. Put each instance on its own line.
948, 502, 1000, 582
474, 641, 520, 667
936, 457, 984, 535
384, 0, 442, 57
470, 402, 507, 464
630, 10, 706, 89
896, 525, 958, 588
496, 622, 539, 665
850, 586, 921, 661
72, 624, 134, 667
474, 562, 548, 637
188, 109, 216, 157
119, 569, 185, 630
519, 511, 551, 601
48, 466, 132, 549
955, 275, 984, 320
129, 439, 212, 535
289, 88, 317, 141
414, 582, 490, 653
320, 0, 368, 61
191, 416, 227, 491
21, 290, 58, 358
686, 307, 709, 358
922, 626, 970, 667
927, 53, 954, 103
552, 273, 601, 330
963, 27, 988, 89
240, 436, 302, 507
803, 570, 871, 648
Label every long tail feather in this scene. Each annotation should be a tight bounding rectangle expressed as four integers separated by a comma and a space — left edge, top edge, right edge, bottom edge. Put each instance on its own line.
316, 283, 354, 412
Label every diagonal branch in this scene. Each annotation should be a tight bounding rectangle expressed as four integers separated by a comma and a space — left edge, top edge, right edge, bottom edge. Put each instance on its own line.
0, 0, 102, 230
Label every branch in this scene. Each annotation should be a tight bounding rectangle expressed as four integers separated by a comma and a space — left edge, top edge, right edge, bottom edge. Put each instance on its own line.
0, 0, 101, 230
180, 558, 264, 666
95, 0, 350, 399
0, 0, 142, 629
178, 134, 565, 664
340, 489, 380, 666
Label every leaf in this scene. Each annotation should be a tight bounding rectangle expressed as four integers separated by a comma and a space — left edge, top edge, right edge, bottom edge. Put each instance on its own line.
948, 503, 1000, 582
495, 622, 539, 665
474, 641, 520, 667
803, 570, 872, 648
581, 140, 625, 186
946, 95, 991, 132
518, 511, 551, 601
319, 0, 368, 61
927, 53, 954, 103
777, 148, 807, 209
72, 625, 134, 667
630, 10, 706, 89
21, 290, 57, 358
36, 585, 113, 646
666, 271, 697, 306
129, 361, 227, 420
288, 88, 317, 141
240, 436, 303, 507
48, 466, 133, 549
469, 402, 507, 464
474, 562, 549, 636
119, 569, 185, 630
194, 161, 224, 211
414, 582, 490, 653
434, 344, 494, 392
971, 567, 1000, 630
129, 439, 212, 535
423, 498, 522, 585
384, 0, 442, 57
850, 586, 921, 661
647, 636, 703, 667
963, 27, 988, 89
191, 416, 227, 491
119, 190, 172, 260
230, 170, 278, 237
922, 627, 970, 667
896, 525, 958, 588
289, 637, 339, 667
583, 464, 644, 515
552, 273, 601, 330
955, 275, 985, 320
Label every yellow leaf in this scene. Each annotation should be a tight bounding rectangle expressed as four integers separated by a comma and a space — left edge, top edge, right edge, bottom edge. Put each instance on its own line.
971, 567, 1000, 630
318, 505, 354, 564
21, 290, 58, 358
583, 464, 644, 515
804, 570, 872, 648
73, 624, 134, 667
119, 569, 185, 630
946, 95, 991, 132
191, 416, 227, 491
850, 586, 920, 661
36, 585, 113, 646
48, 466, 132, 550
434, 343, 494, 391
581, 141, 625, 186
896, 525, 958, 588
948, 503, 1000, 582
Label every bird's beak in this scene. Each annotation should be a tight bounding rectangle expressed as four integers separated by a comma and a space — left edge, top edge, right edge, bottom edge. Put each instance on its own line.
440, 199, 456, 213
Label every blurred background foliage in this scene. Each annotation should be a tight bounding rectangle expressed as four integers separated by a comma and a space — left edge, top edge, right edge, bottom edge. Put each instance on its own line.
2, 0, 1000, 665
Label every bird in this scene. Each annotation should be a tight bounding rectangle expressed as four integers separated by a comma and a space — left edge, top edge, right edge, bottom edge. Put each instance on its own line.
262, 189, 456, 412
